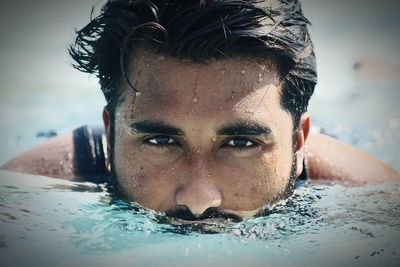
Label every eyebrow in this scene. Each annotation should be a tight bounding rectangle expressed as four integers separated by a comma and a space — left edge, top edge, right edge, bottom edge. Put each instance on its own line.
129, 120, 184, 136
217, 121, 272, 136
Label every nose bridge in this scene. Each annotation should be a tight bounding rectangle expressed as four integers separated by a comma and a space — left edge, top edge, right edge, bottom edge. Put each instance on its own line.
175, 151, 222, 216
190, 151, 209, 179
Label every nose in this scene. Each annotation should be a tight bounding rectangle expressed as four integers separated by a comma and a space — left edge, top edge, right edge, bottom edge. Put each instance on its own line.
175, 154, 222, 216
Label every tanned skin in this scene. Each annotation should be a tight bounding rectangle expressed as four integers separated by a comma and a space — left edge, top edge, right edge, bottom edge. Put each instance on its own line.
2, 132, 399, 184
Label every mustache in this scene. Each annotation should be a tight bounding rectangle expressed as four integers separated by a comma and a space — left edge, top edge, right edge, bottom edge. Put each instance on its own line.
163, 207, 242, 223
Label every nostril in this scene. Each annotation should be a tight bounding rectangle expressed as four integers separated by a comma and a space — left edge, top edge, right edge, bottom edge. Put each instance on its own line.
175, 182, 222, 216
175, 194, 222, 216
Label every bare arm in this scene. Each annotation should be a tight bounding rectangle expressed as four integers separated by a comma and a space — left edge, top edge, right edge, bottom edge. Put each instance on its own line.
1, 133, 81, 181
306, 133, 400, 185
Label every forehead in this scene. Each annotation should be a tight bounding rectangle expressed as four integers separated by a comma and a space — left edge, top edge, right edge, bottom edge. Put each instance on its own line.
129, 50, 281, 94
118, 51, 289, 128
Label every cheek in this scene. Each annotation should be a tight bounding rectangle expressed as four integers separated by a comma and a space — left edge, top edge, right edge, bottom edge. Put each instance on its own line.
114, 153, 180, 210
261, 143, 294, 183
218, 151, 293, 210
116, 168, 176, 210
136, 166, 179, 190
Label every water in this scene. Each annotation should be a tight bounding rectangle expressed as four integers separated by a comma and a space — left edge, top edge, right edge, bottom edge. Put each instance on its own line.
0, 170, 399, 267
1, 1, 400, 266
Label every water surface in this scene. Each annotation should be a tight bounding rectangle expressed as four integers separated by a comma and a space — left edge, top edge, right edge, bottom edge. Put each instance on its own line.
1, 170, 399, 267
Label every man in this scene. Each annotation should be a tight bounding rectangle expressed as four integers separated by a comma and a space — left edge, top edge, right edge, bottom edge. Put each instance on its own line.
2, 0, 399, 221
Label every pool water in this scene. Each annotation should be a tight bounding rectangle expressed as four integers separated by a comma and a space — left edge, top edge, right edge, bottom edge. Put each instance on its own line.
1, 170, 399, 267
1, 0, 400, 266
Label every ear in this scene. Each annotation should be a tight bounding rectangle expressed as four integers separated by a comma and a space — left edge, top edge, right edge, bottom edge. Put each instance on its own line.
295, 112, 311, 177
102, 107, 112, 154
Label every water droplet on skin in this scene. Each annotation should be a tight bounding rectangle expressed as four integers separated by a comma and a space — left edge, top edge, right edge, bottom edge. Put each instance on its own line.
211, 137, 217, 142
135, 91, 141, 97
192, 147, 201, 153
258, 73, 263, 82
158, 55, 165, 61
241, 70, 246, 75
192, 97, 198, 104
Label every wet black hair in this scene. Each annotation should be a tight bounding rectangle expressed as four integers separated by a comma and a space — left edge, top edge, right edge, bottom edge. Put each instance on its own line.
69, 0, 317, 127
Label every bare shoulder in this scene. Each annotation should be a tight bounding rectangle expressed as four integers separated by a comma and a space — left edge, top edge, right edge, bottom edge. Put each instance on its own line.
306, 133, 400, 185
1, 133, 81, 181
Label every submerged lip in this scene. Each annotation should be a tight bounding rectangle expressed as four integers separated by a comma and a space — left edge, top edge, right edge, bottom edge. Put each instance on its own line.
173, 217, 238, 225
162, 207, 243, 224
156, 215, 241, 234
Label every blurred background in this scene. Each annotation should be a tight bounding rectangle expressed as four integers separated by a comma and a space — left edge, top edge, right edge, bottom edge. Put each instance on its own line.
0, 0, 399, 170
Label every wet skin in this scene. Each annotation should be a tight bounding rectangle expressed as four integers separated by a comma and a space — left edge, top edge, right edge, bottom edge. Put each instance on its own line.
103, 51, 310, 220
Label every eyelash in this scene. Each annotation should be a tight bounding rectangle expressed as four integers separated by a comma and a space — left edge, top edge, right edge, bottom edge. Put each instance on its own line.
222, 137, 258, 150
143, 135, 179, 148
142, 135, 258, 151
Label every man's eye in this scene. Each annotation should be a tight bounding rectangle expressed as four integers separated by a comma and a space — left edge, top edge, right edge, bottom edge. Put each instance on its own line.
145, 136, 176, 145
226, 138, 255, 148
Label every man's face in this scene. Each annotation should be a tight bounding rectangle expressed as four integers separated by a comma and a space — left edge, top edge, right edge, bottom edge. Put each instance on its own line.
104, 51, 308, 221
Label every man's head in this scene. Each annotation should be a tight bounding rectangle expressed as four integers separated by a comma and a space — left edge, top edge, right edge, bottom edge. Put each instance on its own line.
69, 0, 317, 220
